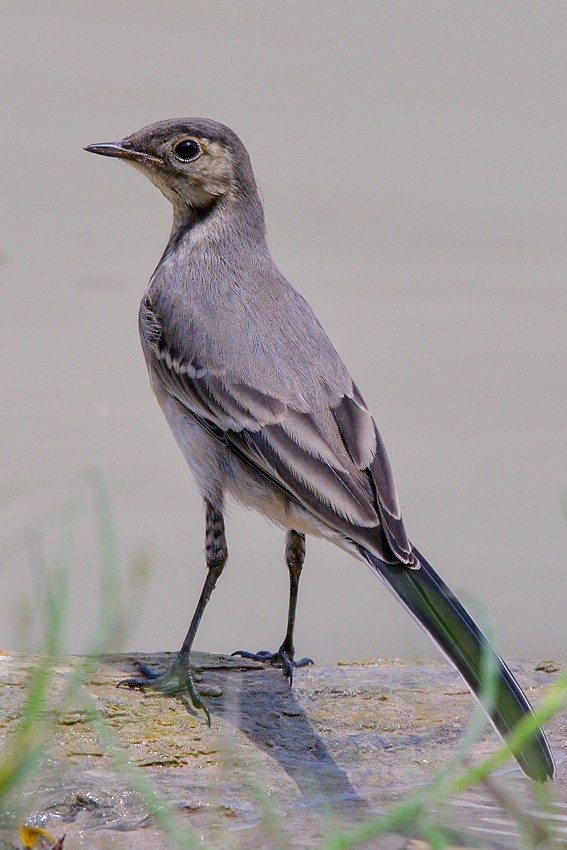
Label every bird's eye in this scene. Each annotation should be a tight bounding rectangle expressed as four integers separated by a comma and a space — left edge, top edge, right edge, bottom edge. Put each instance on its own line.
173, 139, 202, 162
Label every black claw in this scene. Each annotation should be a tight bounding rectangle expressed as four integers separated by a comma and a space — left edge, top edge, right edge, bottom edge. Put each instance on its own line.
117, 659, 211, 723
281, 657, 294, 686
117, 676, 148, 690
230, 647, 314, 685
231, 649, 273, 660
177, 666, 211, 725
132, 660, 161, 679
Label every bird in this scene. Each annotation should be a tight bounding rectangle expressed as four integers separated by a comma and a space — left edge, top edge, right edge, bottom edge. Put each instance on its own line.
85, 118, 554, 781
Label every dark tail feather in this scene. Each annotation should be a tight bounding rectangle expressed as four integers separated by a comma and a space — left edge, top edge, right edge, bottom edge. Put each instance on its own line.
363, 545, 555, 782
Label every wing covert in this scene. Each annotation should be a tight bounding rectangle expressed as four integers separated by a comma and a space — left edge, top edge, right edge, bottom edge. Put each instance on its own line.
141, 296, 414, 564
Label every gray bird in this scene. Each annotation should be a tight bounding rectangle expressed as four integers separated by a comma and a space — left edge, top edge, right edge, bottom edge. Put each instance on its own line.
85, 118, 554, 781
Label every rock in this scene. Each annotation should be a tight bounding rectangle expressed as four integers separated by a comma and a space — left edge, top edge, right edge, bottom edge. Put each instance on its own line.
0, 652, 565, 849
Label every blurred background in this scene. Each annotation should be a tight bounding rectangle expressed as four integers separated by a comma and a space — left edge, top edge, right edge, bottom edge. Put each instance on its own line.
1, 2, 566, 664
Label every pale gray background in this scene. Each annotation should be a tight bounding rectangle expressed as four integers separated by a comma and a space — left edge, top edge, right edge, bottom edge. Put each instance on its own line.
1, 2, 566, 663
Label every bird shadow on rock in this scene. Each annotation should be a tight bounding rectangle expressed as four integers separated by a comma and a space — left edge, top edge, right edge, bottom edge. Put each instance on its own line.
115, 652, 365, 814
209, 663, 363, 811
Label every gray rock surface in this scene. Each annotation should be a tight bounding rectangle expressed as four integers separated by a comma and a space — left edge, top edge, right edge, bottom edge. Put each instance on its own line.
0, 652, 565, 849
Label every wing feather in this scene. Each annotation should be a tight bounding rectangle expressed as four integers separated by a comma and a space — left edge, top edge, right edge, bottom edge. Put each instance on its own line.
142, 298, 414, 565
331, 384, 377, 469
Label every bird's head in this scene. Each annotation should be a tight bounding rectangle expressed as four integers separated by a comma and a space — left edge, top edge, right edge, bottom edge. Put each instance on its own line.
85, 118, 258, 225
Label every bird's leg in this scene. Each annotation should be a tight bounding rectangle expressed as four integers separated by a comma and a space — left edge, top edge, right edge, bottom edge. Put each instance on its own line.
281, 529, 307, 662
118, 500, 228, 723
232, 530, 313, 685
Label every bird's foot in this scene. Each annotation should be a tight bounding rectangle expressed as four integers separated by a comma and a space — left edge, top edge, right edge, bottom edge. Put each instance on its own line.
117, 658, 211, 725
231, 648, 313, 686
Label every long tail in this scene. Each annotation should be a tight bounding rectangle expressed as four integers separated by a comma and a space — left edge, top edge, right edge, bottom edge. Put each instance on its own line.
362, 545, 555, 782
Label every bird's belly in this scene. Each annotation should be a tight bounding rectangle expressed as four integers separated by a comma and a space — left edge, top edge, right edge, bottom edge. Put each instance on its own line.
157, 394, 226, 504
156, 390, 362, 558
223, 454, 362, 558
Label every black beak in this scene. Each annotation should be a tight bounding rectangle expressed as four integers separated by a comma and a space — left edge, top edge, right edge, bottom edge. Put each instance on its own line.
84, 140, 162, 165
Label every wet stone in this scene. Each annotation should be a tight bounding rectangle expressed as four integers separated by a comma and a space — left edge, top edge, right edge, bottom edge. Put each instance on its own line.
0, 652, 565, 850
